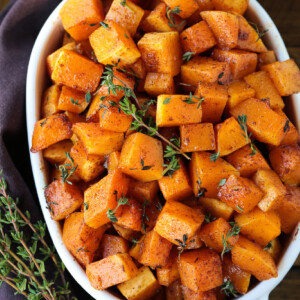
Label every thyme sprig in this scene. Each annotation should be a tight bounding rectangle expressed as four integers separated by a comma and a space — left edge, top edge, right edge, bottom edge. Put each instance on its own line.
120, 0, 135, 14
106, 191, 129, 222
220, 279, 239, 298
165, 6, 186, 28
221, 222, 241, 259
175, 234, 188, 260
196, 175, 207, 199
141, 199, 150, 233
204, 212, 216, 223
183, 52, 195, 62
57, 152, 78, 185
182, 93, 205, 109
249, 22, 269, 42
162, 137, 182, 177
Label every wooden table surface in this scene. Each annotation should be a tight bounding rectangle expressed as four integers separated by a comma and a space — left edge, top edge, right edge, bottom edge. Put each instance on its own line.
0, 0, 299, 299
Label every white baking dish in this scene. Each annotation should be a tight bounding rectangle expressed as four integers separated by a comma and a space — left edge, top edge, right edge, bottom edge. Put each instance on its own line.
26, 0, 300, 299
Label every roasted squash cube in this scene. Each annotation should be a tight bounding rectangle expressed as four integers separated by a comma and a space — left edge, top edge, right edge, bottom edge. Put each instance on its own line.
129, 236, 145, 260
107, 151, 121, 173
231, 236, 278, 281
190, 151, 239, 198
154, 201, 204, 244
105, 0, 145, 36
261, 59, 300, 96
137, 32, 182, 76
128, 179, 159, 203
180, 21, 217, 55
99, 234, 129, 258
41, 85, 61, 117
45, 179, 83, 221
84, 169, 129, 228
253, 169, 286, 212
166, 280, 183, 300
144, 73, 175, 96
178, 248, 223, 292
230, 98, 287, 145
181, 286, 217, 300
72, 122, 124, 156
89, 20, 141, 66
258, 50, 277, 69
212, 49, 257, 80
31, 114, 72, 153
156, 94, 202, 127
200, 197, 234, 221
265, 238, 282, 263
113, 223, 141, 242
119, 132, 164, 182
86, 253, 138, 290
43, 140, 73, 165
162, 0, 199, 19
180, 123, 215, 152
212, 0, 249, 15
269, 145, 300, 185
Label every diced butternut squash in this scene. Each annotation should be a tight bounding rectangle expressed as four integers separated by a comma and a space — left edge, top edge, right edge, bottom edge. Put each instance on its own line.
258, 50, 277, 69
269, 145, 300, 185
107, 151, 121, 173
162, 0, 199, 19
63, 212, 106, 266
190, 151, 239, 198
156, 94, 202, 127
181, 286, 217, 300
137, 32, 182, 76
200, 198, 234, 221
266, 238, 282, 263
244, 71, 284, 109
235, 207, 281, 246
41, 85, 61, 117
181, 57, 231, 88
51, 50, 103, 93
144, 73, 175, 96
225, 144, 270, 177
113, 223, 141, 242
60, 0, 104, 41
158, 159, 193, 201
86, 253, 138, 290
65, 111, 85, 124
154, 201, 204, 244
194, 82, 228, 123
222, 255, 251, 294
99, 234, 130, 258
138, 230, 173, 268
276, 185, 300, 234
45, 179, 84, 221
144, 198, 162, 231
128, 180, 159, 203
201, 11, 239, 49
43, 140, 73, 165
261, 59, 300, 96
212, 0, 249, 15
119, 132, 164, 182
31, 114, 73, 153
90, 20, 141, 66
180, 123, 215, 152
253, 169, 286, 212
230, 98, 287, 145
118, 266, 161, 300
137, 96, 157, 119
231, 236, 278, 281
178, 248, 223, 292
218, 174, 264, 213
215, 117, 249, 156
200, 218, 239, 252
212, 49, 257, 80
105, 0, 144, 36
72, 122, 124, 156
166, 280, 183, 300
129, 58, 147, 80
197, 0, 214, 11
84, 169, 129, 228
186, 230, 204, 250
180, 21, 217, 55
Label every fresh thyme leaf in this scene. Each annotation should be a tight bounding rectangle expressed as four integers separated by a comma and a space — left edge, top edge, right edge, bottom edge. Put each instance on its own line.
249, 22, 269, 41
221, 223, 241, 259
162, 155, 180, 177
83, 202, 89, 210
131, 238, 140, 246
76, 247, 89, 253
88, 23, 97, 27
175, 234, 188, 260
204, 212, 216, 223
70, 98, 81, 107
163, 97, 172, 104
85, 91, 91, 103
236, 205, 244, 212
120, 0, 135, 13
220, 279, 239, 298
141, 158, 152, 170
183, 51, 195, 62
182, 93, 205, 109
210, 152, 220, 162
284, 120, 290, 133
100, 21, 109, 28
40, 118, 47, 127
166, 6, 185, 28
58, 152, 78, 185
196, 176, 207, 199
124, 33, 129, 39
218, 178, 227, 188
106, 191, 129, 222
218, 72, 224, 85
141, 199, 150, 233
170, 136, 181, 148
264, 242, 272, 250
155, 202, 163, 211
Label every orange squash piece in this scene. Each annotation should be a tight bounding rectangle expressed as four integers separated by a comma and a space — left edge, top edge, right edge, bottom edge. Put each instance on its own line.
178, 248, 223, 292
166, 280, 182, 300
258, 50, 277, 69
212, 0, 249, 15
63, 212, 106, 266
31, 114, 72, 153
43, 140, 73, 165
41, 85, 61, 117
107, 151, 121, 173
128, 179, 159, 203
99, 234, 130, 258
84, 169, 129, 228
181, 286, 217, 300
186, 230, 204, 250
113, 223, 141, 242
162, 0, 199, 19
200, 197, 234, 221
129, 236, 145, 260
231, 236, 278, 281
144, 73, 175, 97
86, 253, 138, 290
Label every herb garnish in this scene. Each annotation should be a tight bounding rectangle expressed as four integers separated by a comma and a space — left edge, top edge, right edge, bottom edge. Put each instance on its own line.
218, 178, 227, 188
264, 242, 272, 250
183, 52, 195, 62
182, 92, 205, 109
204, 212, 216, 223
58, 152, 78, 185
141, 199, 150, 233
83, 202, 89, 210
218, 72, 224, 85
85, 91, 91, 103
221, 222, 241, 259
70, 98, 81, 107
210, 152, 220, 162
163, 97, 172, 104
120, 0, 135, 14
165, 6, 185, 28
106, 191, 129, 222
100, 21, 109, 28
249, 22, 269, 41
76, 247, 89, 253
40, 118, 47, 127
196, 175, 207, 199
236, 205, 244, 212
284, 120, 290, 133
220, 279, 239, 297
140, 158, 152, 171
175, 234, 188, 260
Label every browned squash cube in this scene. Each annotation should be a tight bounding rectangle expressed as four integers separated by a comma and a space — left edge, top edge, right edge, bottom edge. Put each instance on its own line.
113, 223, 141, 242
43, 140, 73, 165
181, 286, 217, 300
212, 49, 257, 80
86, 253, 138, 290
178, 248, 223, 292
84, 169, 129, 228
230, 98, 287, 145
60, 0, 104, 41
253, 169, 286, 212
86, 94, 112, 122
41, 85, 61, 117
105, 0, 145, 36
166, 280, 183, 300
45, 179, 83, 221
201, 11, 239, 49
31, 114, 72, 153
99, 234, 130, 258
269, 145, 300, 185
261, 59, 300, 96
107, 151, 121, 173
156, 95, 202, 127
162, 0, 199, 19
190, 151, 239, 198
72, 122, 124, 156
180, 21, 217, 55
137, 32, 182, 76
200, 197, 234, 221
265, 238, 282, 263
244, 71, 284, 109
180, 123, 215, 152
89, 20, 141, 66
154, 201, 204, 244
144, 73, 175, 97
128, 179, 159, 203
225, 144, 270, 178
119, 132, 164, 182
129, 235, 145, 260
258, 50, 277, 69
218, 174, 264, 213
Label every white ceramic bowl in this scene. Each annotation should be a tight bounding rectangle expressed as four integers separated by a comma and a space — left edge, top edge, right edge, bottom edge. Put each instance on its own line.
26, 0, 300, 299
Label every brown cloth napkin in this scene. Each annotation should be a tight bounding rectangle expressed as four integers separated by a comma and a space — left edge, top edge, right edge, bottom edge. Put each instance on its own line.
0, 0, 93, 298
